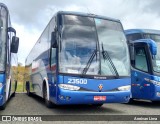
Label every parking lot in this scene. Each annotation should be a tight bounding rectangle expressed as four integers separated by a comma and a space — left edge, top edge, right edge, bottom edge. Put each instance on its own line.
2, 93, 160, 115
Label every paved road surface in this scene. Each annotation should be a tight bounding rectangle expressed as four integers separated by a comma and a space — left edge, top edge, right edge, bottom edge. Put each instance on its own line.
1, 93, 160, 124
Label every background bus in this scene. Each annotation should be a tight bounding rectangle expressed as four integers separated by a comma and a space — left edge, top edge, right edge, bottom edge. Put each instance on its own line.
125, 29, 160, 103
25, 11, 130, 108
0, 3, 19, 110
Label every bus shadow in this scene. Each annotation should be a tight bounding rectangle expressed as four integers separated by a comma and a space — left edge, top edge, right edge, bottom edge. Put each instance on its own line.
29, 93, 124, 114
53, 104, 123, 114
123, 100, 160, 108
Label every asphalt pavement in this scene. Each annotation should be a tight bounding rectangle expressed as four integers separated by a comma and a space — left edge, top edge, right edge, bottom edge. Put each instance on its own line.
1, 93, 160, 124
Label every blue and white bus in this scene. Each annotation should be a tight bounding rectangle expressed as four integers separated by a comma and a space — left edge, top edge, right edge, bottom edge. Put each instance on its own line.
0, 3, 19, 110
25, 11, 130, 108
125, 29, 160, 103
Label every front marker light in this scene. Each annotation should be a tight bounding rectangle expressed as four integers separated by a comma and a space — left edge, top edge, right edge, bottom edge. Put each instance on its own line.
58, 84, 80, 91
118, 85, 131, 91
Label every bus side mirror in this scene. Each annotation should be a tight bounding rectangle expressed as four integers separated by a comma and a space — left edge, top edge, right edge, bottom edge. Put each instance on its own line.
51, 32, 57, 48
148, 40, 157, 56
11, 36, 19, 53
8, 27, 16, 35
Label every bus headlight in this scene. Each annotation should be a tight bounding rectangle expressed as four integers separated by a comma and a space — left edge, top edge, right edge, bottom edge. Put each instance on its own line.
118, 85, 131, 91
58, 84, 80, 91
144, 78, 160, 86
156, 82, 160, 86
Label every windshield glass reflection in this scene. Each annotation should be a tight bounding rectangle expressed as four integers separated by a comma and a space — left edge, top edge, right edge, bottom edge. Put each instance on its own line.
59, 15, 130, 77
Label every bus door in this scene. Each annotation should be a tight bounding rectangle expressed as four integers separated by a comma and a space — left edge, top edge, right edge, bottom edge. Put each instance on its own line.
49, 46, 57, 101
131, 43, 153, 99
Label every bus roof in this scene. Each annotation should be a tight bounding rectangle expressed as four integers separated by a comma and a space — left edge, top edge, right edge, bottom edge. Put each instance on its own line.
125, 29, 160, 35
25, 11, 122, 63
0, 3, 8, 11
57, 11, 120, 23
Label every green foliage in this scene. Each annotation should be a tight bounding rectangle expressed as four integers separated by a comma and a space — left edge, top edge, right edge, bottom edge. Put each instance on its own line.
16, 63, 26, 92
16, 82, 26, 92
17, 64, 25, 83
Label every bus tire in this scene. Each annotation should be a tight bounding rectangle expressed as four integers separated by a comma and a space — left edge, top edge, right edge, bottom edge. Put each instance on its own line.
26, 81, 31, 96
12, 92, 15, 97
92, 104, 103, 107
152, 101, 160, 104
15, 81, 17, 92
12, 81, 17, 97
43, 84, 54, 108
0, 103, 6, 110
127, 98, 134, 104
8, 82, 11, 100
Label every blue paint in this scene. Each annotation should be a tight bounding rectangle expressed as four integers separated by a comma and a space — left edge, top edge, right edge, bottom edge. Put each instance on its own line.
125, 29, 160, 101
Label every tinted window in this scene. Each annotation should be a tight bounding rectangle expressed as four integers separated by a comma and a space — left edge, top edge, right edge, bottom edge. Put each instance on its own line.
135, 47, 148, 72
0, 6, 7, 71
143, 34, 160, 73
127, 33, 143, 42
63, 15, 95, 26
59, 15, 99, 74
95, 19, 130, 76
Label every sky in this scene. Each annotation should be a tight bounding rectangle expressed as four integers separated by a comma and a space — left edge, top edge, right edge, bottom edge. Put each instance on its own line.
0, 0, 160, 65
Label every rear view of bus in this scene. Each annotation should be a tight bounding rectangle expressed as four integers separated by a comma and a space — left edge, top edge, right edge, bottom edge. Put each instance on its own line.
0, 3, 19, 110
25, 11, 130, 107
125, 29, 160, 103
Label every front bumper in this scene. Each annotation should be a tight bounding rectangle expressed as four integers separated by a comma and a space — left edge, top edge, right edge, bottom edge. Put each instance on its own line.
0, 86, 5, 106
55, 88, 130, 105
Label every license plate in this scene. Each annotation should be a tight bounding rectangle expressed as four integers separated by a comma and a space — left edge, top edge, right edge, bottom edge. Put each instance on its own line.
94, 96, 106, 101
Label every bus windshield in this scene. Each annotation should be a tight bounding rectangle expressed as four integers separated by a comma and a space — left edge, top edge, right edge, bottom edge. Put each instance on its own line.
0, 6, 7, 71
59, 15, 130, 77
144, 34, 160, 73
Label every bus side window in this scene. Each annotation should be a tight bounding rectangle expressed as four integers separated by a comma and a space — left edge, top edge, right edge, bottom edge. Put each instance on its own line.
49, 16, 56, 68
135, 47, 149, 72
51, 48, 56, 66
127, 33, 143, 41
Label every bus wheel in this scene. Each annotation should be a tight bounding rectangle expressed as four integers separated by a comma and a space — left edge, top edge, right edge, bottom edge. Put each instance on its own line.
15, 81, 17, 92
12, 81, 17, 97
127, 98, 134, 104
0, 103, 6, 110
8, 83, 11, 100
152, 101, 160, 104
92, 104, 103, 107
43, 85, 54, 108
12, 92, 15, 97
26, 81, 30, 96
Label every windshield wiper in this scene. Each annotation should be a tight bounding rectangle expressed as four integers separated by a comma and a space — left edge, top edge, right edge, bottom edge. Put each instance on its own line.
81, 49, 98, 76
101, 43, 119, 79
